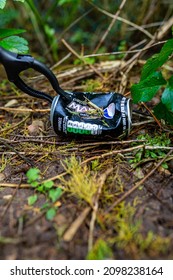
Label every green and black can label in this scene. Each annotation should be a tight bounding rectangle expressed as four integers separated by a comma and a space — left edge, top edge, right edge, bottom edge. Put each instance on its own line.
50, 91, 132, 138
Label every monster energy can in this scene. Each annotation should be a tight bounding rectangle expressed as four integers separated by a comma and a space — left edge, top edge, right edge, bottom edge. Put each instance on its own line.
50, 91, 132, 138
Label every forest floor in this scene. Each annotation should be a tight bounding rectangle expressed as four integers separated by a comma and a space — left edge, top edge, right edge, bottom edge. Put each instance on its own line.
0, 59, 173, 260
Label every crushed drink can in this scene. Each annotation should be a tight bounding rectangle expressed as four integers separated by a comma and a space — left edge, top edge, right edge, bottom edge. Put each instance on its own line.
50, 91, 132, 138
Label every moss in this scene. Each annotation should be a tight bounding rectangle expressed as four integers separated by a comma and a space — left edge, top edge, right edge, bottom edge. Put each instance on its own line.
60, 155, 100, 206
86, 238, 113, 260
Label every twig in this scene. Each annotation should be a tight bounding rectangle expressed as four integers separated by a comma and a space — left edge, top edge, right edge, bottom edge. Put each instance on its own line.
1, 137, 147, 147
0, 138, 35, 167
121, 16, 173, 74
76, 139, 146, 147
88, 168, 113, 251
87, 0, 154, 39
63, 207, 91, 242
1, 114, 30, 133
79, 145, 149, 164
132, 119, 155, 126
1, 145, 173, 188
58, 8, 93, 39
84, 41, 166, 58
0, 171, 67, 188
1, 177, 22, 220
81, 145, 173, 165
156, 16, 173, 40
51, 52, 72, 69
128, 21, 164, 30
94, 0, 127, 53
141, 102, 161, 128
0, 107, 50, 113
24, 210, 47, 228
61, 38, 105, 80
0, 138, 69, 145
105, 149, 173, 213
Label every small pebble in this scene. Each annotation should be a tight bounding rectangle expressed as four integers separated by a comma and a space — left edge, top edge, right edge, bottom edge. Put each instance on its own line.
3, 194, 12, 201
28, 120, 44, 135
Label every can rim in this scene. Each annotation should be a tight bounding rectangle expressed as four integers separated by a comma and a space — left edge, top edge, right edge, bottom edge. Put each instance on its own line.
126, 98, 132, 136
50, 95, 60, 127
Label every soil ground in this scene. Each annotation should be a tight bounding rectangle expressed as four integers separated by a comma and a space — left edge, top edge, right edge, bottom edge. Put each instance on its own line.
0, 63, 173, 260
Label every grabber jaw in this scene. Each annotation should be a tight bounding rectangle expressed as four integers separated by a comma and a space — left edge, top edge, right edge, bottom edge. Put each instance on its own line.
0, 46, 34, 82
0, 46, 72, 103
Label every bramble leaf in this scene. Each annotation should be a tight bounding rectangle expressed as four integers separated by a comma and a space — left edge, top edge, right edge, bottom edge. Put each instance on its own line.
26, 168, 40, 183
161, 76, 173, 112
0, 0, 6, 9
0, 35, 29, 53
0, 10, 19, 27
43, 180, 54, 190
46, 207, 56, 220
58, 0, 78, 5
141, 39, 173, 80
154, 101, 173, 125
49, 188, 62, 203
131, 71, 166, 103
0, 28, 26, 39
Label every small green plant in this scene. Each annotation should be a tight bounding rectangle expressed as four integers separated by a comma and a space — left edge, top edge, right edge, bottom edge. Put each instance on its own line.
115, 40, 127, 59
26, 168, 62, 220
129, 133, 170, 168
74, 57, 96, 66
83, 78, 102, 92
131, 37, 173, 124
86, 239, 113, 260
0, 0, 29, 53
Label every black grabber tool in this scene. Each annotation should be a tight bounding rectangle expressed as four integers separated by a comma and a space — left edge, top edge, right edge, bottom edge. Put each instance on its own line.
0, 47, 132, 138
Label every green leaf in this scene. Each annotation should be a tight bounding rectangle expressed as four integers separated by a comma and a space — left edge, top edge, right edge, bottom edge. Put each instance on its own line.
161, 163, 168, 169
26, 168, 40, 183
41, 202, 50, 210
49, 188, 62, 203
161, 76, 173, 112
46, 207, 57, 220
58, 0, 76, 5
169, 75, 173, 87
0, 10, 19, 27
141, 39, 173, 80
30, 181, 39, 188
131, 72, 166, 103
149, 151, 157, 159
43, 180, 54, 190
0, 28, 26, 39
154, 101, 173, 125
87, 239, 113, 260
37, 185, 44, 193
83, 57, 95, 65
28, 194, 38, 205
0, 36, 29, 53
0, 0, 6, 9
